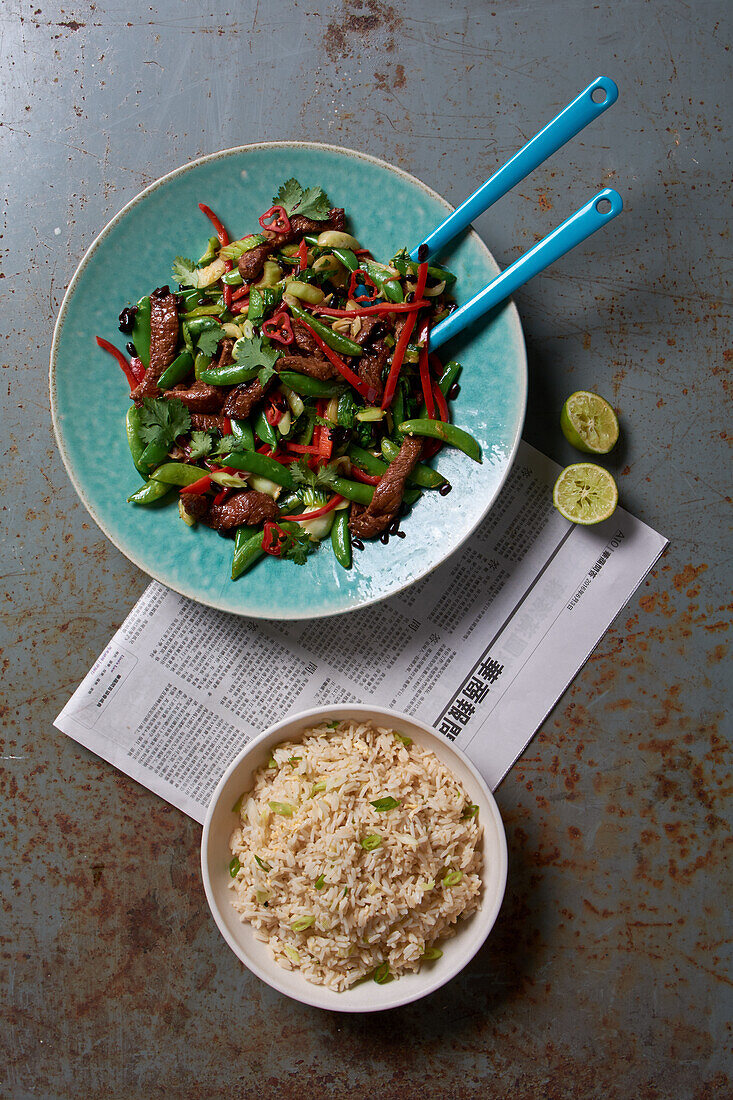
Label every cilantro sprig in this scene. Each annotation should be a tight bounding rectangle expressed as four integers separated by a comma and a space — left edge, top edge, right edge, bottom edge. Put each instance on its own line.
138, 397, 191, 452
233, 335, 283, 375
188, 431, 213, 461
171, 256, 200, 288
290, 456, 339, 491
273, 179, 331, 221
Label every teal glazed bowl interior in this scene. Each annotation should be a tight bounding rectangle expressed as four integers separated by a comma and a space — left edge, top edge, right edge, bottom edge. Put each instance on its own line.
50, 142, 526, 619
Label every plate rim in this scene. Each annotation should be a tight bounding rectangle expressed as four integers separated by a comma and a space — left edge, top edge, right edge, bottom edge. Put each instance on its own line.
49, 140, 527, 619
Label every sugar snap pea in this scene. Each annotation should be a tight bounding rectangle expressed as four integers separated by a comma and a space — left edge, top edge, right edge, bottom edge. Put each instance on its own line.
399, 419, 482, 463
331, 510, 352, 569
254, 410, 278, 451
126, 406, 148, 478
288, 302, 362, 358
150, 463, 209, 486
232, 526, 264, 580
131, 295, 151, 368
127, 478, 173, 504
230, 418, 255, 449
157, 350, 194, 390
380, 438, 446, 488
198, 361, 260, 386
330, 476, 374, 505
276, 371, 345, 399
220, 450, 296, 489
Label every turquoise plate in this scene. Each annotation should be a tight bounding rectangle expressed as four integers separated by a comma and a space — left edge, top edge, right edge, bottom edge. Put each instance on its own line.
50, 142, 526, 619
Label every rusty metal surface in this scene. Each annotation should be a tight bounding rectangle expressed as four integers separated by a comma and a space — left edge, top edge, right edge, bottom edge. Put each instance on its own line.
1, 1, 730, 1096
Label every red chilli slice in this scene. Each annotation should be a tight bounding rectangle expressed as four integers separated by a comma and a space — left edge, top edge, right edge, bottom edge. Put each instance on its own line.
95, 336, 139, 392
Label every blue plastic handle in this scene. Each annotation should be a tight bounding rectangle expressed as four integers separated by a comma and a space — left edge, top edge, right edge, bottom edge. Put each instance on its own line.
410, 76, 618, 262
429, 188, 623, 350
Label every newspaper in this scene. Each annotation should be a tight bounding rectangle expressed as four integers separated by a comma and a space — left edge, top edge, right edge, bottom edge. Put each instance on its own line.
55, 442, 667, 824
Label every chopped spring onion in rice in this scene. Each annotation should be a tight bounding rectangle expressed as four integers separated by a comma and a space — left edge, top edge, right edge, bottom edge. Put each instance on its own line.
314, 874, 326, 890
394, 732, 412, 747
373, 962, 391, 984
267, 757, 277, 769
310, 781, 327, 797
229, 856, 241, 878
255, 890, 270, 904
291, 915, 315, 932
284, 946, 300, 964
360, 834, 382, 851
269, 801, 294, 816
254, 855, 271, 872
370, 796, 401, 812
421, 946, 443, 960
287, 756, 302, 765
461, 803, 479, 820
325, 720, 340, 728
442, 871, 463, 887
231, 793, 244, 814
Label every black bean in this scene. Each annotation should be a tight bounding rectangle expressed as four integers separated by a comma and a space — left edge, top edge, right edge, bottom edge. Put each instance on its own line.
447, 383, 460, 399
351, 538, 364, 551
151, 285, 171, 300
439, 483, 453, 496
417, 243, 429, 263
396, 530, 406, 539
125, 342, 137, 357
379, 532, 390, 544
118, 306, 137, 334
387, 519, 400, 535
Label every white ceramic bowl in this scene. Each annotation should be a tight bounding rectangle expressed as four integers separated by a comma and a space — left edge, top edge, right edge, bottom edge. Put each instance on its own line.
201, 704, 508, 1012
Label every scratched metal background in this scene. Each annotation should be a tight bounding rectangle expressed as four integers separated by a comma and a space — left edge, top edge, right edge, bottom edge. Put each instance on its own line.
1, 1, 730, 1096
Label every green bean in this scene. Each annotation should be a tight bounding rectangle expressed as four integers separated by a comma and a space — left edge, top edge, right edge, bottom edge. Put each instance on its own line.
362, 261, 404, 303
277, 371, 345, 399
126, 406, 148, 478
330, 476, 374, 505
331, 247, 358, 272
380, 439, 446, 488
220, 450, 296, 490
391, 386, 405, 441
127, 478, 173, 505
288, 302, 362, 358
232, 525, 264, 580
230, 418, 255, 450
331, 510, 352, 569
399, 419, 482, 463
131, 295, 151, 368
254, 410, 278, 451
150, 463, 209, 486
157, 350, 194, 390
199, 361, 259, 386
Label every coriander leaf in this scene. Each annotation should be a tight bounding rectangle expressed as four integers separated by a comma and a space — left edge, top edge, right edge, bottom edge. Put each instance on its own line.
258, 363, 277, 388
283, 528, 316, 565
171, 256, 199, 288
138, 397, 191, 450
213, 434, 247, 457
233, 335, 283, 374
294, 185, 331, 221
291, 456, 339, 491
188, 431, 213, 460
197, 324, 227, 357
273, 178, 304, 216
390, 248, 412, 279
314, 415, 338, 428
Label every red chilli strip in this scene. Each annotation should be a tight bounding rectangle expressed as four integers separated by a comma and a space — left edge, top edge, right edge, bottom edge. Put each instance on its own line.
349, 465, 382, 486
198, 203, 230, 247
297, 238, 308, 273
285, 442, 320, 455
283, 495, 344, 522
432, 380, 449, 423
220, 417, 232, 435
416, 317, 434, 419
381, 311, 419, 411
129, 355, 146, 383
180, 474, 213, 495
95, 336, 139, 392
232, 285, 250, 303
212, 489, 230, 506
296, 319, 375, 403
313, 299, 430, 318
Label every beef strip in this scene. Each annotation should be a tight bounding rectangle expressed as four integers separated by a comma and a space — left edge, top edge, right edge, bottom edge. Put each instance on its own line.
277, 354, 338, 382
291, 320, 328, 361
237, 242, 275, 282
130, 291, 180, 404
207, 491, 279, 530
213, 338, 235, 370
348, 436, 423, 539
190, 413, 231, 432
180, 493, 211, 523
358, 340, 389, 402
353, 316, 386, 348
221, 378, 271, 419
164, 380, 225, 414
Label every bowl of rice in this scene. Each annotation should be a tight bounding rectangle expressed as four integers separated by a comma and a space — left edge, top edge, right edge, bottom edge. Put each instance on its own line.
201, 705, 507, 1011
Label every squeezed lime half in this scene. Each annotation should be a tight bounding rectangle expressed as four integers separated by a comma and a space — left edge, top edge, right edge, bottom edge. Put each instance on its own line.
553, 463, 618, 525
560, 391, 619, 454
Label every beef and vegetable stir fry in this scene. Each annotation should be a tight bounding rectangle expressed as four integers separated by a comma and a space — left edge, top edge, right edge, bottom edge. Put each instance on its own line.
97, 179, 481, 579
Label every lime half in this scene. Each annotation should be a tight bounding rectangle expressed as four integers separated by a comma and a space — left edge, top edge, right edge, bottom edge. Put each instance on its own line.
560, 391, 619, 454
553, 463, 618, 525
